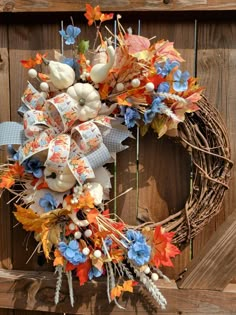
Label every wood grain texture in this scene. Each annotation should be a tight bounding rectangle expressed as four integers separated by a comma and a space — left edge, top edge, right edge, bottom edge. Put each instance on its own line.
0, 24, 12, 271
137, 20, 194, 279
178, 209, 236, 290
1, 0, 236, 12
0, 269, 236, 314
193, 20, 236, 258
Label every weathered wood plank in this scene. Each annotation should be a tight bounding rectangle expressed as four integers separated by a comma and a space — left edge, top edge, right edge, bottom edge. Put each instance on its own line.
193, 20, 236, 261
0, 23, 12, 271
1, 0, 236, 12
0, 269, 236, 314
178, 209, 236, 290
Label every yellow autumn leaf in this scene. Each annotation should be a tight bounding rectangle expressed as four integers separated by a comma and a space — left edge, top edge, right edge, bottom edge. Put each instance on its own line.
41, 223, 51, 259
122, 280, 135, 293
151, 115, 168, 138
110, 285, 123, 300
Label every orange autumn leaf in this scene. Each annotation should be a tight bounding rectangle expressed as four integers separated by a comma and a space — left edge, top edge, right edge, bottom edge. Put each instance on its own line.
53, 249, 64, 266
122, 280, 137, 293
9, 162, 25, 177
35, 53, 46, 64
100, 12, 114, 23
110, 285, 123, 300
41, 224, 51, 259
77, 191, 95, 209
0, 173, 15, 189
38, 72, 50, 81
117, 94, 132, 106
87, 208, 99, 224
21, 58, 36, 69
13, 205, 42, 233
84, 4, 101, 26
110, 248, 124, 263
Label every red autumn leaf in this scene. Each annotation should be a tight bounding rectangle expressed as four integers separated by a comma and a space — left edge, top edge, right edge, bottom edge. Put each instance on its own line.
84, 4, 101, 26
76, 259, 91, 285
152, 226, 180, 268
147, 74, 165, 89
65, 262, 77, 271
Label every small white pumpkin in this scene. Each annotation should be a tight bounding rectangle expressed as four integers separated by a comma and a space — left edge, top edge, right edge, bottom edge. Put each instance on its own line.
44, 165, 76, 192
48, 60, 75, 90
67, 83, 101, 121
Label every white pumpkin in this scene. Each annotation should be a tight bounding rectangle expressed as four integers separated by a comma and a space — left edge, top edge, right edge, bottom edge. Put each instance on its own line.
44, 165, 76, 192
90, 45, 115, 84
48, 60, 75, 90
67, 83, 101, 121
85, 182, 103, 205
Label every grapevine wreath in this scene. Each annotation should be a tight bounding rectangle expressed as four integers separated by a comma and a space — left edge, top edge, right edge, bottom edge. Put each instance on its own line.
0, 4, 233, 310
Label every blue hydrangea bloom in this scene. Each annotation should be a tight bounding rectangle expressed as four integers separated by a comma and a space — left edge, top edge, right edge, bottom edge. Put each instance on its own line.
59, 25, 81, 45
124, 107, 140, 128
126, 230, 151, 266
88, 266, 103, 280
173, 69, 190, 92
58, 240, 86, 265
23, 157, 43, 178
143, 109, 156, 124
39, 193, 57, 212
126, 230, 146, 243
156, 59, 180, 77
143, 97, 166, 124
157, 82, 170, 93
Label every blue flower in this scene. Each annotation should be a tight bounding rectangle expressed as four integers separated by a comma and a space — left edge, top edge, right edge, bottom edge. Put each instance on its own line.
156, 59, 180, 77
143, 97, 166, 124
23, 157, 43, 178
173, 69, 190, 92
126, 230, 146, 243
143, 109, 156, 124
39, 193, 57, 212
88, 266, 103, 280
157, 82, 170, 93
59, 25, 81, 45
58, 240, 86, 265
126, 231, 151, 266
124, 107, 140, 128
102, 237, 112, 252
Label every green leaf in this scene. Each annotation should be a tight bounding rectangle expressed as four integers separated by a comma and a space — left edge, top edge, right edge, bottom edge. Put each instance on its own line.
77, 40, 90, 54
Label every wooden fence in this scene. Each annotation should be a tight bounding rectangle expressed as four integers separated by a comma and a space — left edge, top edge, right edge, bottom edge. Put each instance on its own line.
0, 1, 236, 314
